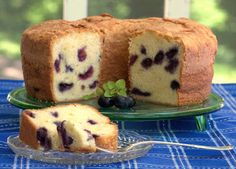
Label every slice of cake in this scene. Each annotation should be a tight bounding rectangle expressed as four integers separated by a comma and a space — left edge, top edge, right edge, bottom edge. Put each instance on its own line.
19, 104, 118, 152
21, 20, 102, 102
128, 28, 217, 105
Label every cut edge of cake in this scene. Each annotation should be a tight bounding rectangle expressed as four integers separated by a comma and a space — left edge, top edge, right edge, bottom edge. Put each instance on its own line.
128, 30, 183, 105
19, 104, 118, 152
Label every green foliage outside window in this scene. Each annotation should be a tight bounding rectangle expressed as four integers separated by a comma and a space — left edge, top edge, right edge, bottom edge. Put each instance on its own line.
0, 0, 235, 82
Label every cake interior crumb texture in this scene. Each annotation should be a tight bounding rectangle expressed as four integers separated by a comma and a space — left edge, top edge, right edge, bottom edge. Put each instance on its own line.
19, 104, 118, 152
59, 121, 96, 152
129, 31, 182, 105
52, 32, 101, 102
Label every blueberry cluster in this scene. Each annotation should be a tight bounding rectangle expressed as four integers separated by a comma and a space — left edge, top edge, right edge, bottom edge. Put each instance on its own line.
98, 95, 136, 109
129, 45, 179, 74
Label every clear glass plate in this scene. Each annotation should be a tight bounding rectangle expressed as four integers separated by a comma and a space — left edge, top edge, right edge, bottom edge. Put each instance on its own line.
7, 87, 224, 121
7, 131, 152, 165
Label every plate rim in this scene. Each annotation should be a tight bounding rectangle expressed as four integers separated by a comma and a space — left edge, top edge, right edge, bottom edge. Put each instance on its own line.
7, 130, 152, 165
7, 87, 224, 121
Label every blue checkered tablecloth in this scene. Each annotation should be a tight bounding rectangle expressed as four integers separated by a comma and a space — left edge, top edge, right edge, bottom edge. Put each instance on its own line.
0, 79, 236, 169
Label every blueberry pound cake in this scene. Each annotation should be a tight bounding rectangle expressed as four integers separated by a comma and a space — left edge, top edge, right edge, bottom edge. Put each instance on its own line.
19, 104, 118, 152
21, 14, 217, 105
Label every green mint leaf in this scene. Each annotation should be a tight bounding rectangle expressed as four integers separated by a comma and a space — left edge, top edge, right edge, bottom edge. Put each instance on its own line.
110, 88, 117, 95
96, 87, 104, 96
118, 90, 127, 97
116, 79, 126, 89
104, 90, 113, 97
103, 83, 109, 90
107, 81, 115, 90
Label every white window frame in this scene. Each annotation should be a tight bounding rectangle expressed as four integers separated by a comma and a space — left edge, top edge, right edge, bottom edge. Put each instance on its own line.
63, 0, 190, 20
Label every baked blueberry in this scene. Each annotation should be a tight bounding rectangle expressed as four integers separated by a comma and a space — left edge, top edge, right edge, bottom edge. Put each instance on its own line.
87, 119, 97, 125
57, 121, 73, 149
51, 111, 58, 118
36, 127, 52, 150
140, 45, 147, 55
65, 65, 74, 72
165, 58, 179, 74
131, 87, 151, 96
25, 111, 35, 118
166, 47, 178, 59
141, 58, 153, 69
98, 96, 114, 107
171, 80, 180, 90
154, 50, 164, 65
58, 82, 74, 92
77, 47, 87, 62
54, 59, 60, 73
89, 80, 98, 89
130, 54, 138, 66
78, 66, 94, 80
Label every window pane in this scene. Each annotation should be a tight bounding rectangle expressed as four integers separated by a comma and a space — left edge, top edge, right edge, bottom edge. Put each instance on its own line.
88, 0, 164, 18
191, 0, 236, 83
0, 0, 62, 79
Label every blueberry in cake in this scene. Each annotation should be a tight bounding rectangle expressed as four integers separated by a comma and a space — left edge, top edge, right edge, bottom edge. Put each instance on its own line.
128, 27, 217, 105
20, 104, 118, 152
21, 15, 217, 106
21, 20, 102, 102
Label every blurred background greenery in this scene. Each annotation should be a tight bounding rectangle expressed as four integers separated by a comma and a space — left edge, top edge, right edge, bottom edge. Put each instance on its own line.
0, 0, 235, 82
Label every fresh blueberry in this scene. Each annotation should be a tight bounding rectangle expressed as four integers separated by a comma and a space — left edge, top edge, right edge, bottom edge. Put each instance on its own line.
114, 96, 130, 109
126, 96, 136, 108
98, 96, 114, 108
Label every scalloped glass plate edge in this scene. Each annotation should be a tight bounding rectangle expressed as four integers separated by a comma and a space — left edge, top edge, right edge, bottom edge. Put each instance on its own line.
7, 130, 152, 165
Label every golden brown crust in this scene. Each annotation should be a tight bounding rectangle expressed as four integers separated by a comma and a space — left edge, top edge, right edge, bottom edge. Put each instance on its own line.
128, 18, 217, 106
22, 14, 217, 105
19, 112, 39, 149
95, 123, 118, 151
21, 20, 101, 102
19, 104, 117, 152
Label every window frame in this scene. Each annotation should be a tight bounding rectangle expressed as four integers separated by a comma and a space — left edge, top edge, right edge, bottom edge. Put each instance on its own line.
63, 0, 190, 20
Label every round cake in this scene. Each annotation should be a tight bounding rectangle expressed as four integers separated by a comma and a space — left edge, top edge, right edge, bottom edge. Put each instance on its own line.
21, 14, 217, 106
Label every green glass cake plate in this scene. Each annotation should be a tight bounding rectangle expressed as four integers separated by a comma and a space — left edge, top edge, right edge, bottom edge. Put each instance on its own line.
7, 87, 224, 131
